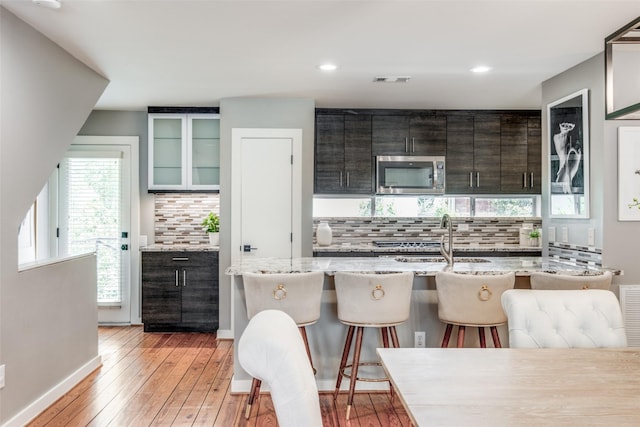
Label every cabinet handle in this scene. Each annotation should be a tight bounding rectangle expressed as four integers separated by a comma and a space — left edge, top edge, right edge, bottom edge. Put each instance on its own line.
469, 172, 473, 188
183, 269, 187, 287
175, 270, 179, 287
346, 171, 350, 187
530, 172, 534, 189
411, 137, 415, 153
523, 173, 527, 188
405, 137, 409, 153
476, 172, 480, 188
339, 171, 343, 187
172, 257, 189, 261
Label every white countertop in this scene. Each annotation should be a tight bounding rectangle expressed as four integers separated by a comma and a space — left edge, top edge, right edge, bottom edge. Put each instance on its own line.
225, 256, 613, 277
313, 243, 541, 253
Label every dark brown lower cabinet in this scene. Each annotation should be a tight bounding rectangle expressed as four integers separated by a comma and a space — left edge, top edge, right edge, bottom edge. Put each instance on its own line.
142, 251, 219, 332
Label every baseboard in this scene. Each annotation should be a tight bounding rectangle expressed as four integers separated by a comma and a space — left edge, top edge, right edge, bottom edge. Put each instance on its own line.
217, 329, 233, 340
1, 355, 102, 427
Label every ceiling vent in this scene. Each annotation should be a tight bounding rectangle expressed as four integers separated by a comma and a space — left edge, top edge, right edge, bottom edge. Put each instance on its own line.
373, 76, 411, 83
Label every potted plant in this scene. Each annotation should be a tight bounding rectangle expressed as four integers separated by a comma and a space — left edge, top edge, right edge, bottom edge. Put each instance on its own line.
529, 228, 541, 247
202, 212, 220, 246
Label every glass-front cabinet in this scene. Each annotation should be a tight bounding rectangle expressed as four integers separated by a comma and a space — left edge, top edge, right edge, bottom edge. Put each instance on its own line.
148, 113, 220, 190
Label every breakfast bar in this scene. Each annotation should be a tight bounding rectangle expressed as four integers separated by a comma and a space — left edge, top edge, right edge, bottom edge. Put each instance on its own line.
226, 256, 617, 393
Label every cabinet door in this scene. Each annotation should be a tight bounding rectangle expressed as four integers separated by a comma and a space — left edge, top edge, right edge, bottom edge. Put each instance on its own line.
142, 252, 181, 324
180, 252, 217, 326
371, 115, 410, 155
527, 117, 542, 193
188, 114, 220, 190
473, 115, 501, 193
344, 115, 373, 193
410, 116, 447, 156
148, 114, 187, 190
315, 115, 345, 193
446, 115, 475, 194
500, 115, 529, 193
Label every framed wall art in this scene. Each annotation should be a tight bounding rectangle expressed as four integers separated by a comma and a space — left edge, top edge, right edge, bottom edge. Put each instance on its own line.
547, 88, 590, 218
618, 127, 640, 221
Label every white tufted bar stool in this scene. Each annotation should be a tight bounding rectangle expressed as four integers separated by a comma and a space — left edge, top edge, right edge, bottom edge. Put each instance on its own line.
529, 271, 612, 290
501, 289, 628, 348
242, 271, 325, 419
435, 271, 515, 348
333, 271, 414, 420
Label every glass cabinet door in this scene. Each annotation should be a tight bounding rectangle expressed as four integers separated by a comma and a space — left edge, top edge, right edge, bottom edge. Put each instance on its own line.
149, 115, 187, 189
188, 115, 220, 189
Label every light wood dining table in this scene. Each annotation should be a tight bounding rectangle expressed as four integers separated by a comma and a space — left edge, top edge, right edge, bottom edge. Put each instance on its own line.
377, 347, 640, 426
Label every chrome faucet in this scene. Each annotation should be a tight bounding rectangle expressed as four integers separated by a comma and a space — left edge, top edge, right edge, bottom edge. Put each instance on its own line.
440, 213, 454, 265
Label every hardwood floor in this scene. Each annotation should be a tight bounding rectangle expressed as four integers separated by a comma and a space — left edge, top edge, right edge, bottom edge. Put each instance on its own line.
28, 326, 411, 426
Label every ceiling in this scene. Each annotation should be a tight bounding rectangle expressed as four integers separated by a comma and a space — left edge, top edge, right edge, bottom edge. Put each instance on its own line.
2, 0, 640, 112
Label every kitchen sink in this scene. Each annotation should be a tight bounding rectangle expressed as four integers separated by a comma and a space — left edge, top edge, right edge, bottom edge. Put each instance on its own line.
394, 256, 491, 263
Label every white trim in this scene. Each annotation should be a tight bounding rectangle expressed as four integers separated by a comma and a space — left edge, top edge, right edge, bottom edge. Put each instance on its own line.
216, 329, 233, 339
1, 356, 102, 427
18, 252, 95, 272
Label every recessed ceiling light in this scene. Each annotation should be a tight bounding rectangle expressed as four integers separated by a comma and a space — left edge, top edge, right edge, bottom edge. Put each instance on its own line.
318, 64, 337, 71
471, 66, 491, 73
33, 0, 62, 9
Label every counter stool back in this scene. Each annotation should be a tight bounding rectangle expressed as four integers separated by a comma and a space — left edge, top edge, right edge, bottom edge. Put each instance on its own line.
242, 271, 325, 419
333, 271, 414, 420
529, 271, 612, 290
435, 271, 515, 348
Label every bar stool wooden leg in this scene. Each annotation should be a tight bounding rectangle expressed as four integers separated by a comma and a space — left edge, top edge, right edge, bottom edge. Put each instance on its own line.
457, 325, 466, 348
389, 326, 400, 348
334, 325, 355, 400
490, 326, 502, 348
441, 324, 453, 348
346, 326, 364, 420
478, 327, 487, 348
381, 326, 390, 348
245, 378, 262, 419
298, 326, 315, 373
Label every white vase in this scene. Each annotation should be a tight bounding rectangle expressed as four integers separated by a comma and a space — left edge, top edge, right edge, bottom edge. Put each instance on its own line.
208, 232, 219, 246
316, 222, 332, 246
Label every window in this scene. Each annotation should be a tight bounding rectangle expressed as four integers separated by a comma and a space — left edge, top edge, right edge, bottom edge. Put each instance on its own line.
313, 195, 539, 218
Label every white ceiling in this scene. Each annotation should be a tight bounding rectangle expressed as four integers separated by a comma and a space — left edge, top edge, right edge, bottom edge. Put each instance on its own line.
2, 0, 640, 111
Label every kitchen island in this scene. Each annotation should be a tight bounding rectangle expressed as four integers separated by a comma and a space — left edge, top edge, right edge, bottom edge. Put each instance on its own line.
227, 256, 618, 393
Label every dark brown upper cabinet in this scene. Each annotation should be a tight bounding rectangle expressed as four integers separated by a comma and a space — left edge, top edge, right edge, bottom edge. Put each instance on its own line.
372, 114, 446, 156
315, 113, 372, 194
500, 115, 541, 194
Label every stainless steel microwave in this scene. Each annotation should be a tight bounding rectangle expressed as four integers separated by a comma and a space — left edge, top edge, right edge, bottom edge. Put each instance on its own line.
376, 156, 445, 194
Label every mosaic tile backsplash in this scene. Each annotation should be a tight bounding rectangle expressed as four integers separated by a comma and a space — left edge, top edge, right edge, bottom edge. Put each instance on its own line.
154, 194, 220, 245
313, 217, 543, 247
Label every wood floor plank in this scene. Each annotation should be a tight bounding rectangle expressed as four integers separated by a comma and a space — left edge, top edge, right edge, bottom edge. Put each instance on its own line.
27, 328, 409, 427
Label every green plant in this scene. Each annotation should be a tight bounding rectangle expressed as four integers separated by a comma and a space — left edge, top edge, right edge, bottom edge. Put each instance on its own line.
529, 229, 541, 239
201, 212, 220, 233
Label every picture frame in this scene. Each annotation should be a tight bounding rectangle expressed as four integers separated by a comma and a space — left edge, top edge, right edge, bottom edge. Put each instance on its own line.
547, 88, 590, 218
618, 127, 640, 221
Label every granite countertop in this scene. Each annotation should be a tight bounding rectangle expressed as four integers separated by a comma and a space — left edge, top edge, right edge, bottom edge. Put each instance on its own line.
141, 244, 219, 252
313, 243, 541, 253
225, 256, 617, 277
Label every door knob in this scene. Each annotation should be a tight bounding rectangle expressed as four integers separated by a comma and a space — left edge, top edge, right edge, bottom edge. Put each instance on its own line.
243, 245, 258, 252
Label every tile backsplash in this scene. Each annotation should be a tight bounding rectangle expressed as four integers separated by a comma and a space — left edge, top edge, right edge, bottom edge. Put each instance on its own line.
154, 193, 220, 245
313, 217, 543, 247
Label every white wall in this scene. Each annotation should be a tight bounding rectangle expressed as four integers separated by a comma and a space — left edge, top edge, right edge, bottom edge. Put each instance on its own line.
0, 7, 108, 424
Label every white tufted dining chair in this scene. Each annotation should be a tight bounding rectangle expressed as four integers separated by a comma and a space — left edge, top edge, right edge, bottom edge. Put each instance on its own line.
238, 309, 323, 427
501, 289, 628, 348
529, 271, 612, 290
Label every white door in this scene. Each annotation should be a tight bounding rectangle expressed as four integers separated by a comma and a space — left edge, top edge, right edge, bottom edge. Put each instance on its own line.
231, 129, 302, 262
59, 137, 139, 324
